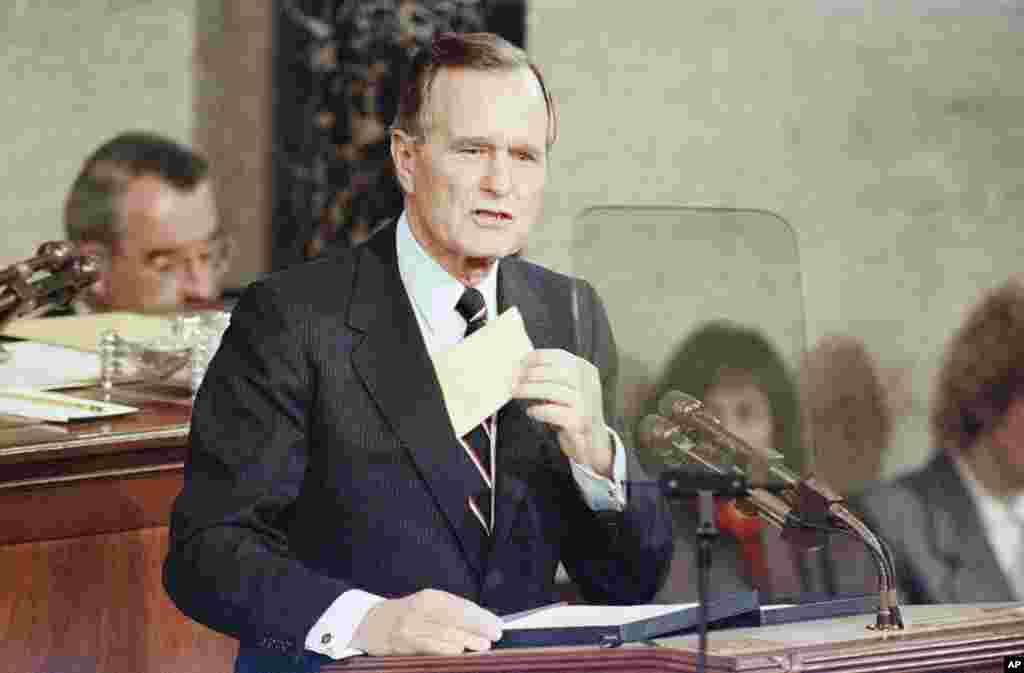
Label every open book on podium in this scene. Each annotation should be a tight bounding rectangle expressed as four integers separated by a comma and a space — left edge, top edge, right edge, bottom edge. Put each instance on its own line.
495, 590, 759, 648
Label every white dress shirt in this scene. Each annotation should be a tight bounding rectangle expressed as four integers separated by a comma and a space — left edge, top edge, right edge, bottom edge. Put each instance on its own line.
304, 214, 627, 659
953, 453, 1024, 600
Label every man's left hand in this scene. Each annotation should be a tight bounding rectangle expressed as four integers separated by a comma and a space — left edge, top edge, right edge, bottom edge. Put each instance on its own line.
513, 349, 613, 477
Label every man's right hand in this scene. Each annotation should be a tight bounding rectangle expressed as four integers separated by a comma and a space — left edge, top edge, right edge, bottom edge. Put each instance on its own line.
350, 589, 504, 656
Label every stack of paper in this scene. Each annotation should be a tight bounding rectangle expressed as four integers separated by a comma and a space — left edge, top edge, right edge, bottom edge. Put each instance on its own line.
0, 388, 137, 423
0, 341, 102, 389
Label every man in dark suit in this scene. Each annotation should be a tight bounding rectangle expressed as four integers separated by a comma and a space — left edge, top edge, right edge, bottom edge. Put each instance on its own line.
163, 32, 673, 671
853, 276, 1024, 604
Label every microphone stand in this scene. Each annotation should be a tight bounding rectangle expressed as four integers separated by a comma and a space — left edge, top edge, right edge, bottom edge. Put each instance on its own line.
694, 488, 716, 673
658, 470, 785, 673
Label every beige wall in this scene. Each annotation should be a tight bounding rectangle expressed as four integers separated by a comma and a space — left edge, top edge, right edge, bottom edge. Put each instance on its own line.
0, 1, 196, 266
2, 1, 1022, 477
525, 1, 1024, 476
0, 0, 271, 289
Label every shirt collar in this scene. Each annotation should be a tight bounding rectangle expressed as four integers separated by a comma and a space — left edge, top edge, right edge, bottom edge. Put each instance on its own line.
396, 212, 499, 335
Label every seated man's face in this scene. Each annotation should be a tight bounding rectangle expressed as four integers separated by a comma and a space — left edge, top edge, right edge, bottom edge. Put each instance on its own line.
102, 175, 226, 313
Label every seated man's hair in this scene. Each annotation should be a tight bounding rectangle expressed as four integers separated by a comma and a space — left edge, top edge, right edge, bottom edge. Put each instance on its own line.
932, 275, 1024, 453
64, 131, 209, 246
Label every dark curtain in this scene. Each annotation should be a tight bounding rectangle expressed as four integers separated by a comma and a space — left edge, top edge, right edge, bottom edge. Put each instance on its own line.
271, 0, 527, 270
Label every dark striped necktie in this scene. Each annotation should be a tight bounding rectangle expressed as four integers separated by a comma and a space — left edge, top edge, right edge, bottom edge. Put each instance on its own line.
455, 287, 494, 534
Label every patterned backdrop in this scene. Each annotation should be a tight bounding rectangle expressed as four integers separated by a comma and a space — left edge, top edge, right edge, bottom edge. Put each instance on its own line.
271, 0, 526, 269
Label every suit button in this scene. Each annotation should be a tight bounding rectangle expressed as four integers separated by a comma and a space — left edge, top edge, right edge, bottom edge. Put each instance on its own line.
486, 570, 504, 589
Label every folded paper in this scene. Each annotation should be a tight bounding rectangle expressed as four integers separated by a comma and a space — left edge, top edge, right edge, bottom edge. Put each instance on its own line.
434, 306, 534, 437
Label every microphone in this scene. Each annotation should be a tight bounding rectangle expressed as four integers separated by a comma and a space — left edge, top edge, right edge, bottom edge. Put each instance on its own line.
653, 390, 903, 630
636, 413, 795, 529
0, 242, 99, 322
658, 390, 844, 524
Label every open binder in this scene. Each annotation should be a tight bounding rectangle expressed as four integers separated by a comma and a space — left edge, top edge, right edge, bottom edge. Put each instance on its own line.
495, 591, 881, 649
495, 590, 759, 648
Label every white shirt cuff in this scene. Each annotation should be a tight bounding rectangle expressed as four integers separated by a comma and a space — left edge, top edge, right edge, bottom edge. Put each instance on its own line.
570, 427, 627, 511
304, 588, 386, 660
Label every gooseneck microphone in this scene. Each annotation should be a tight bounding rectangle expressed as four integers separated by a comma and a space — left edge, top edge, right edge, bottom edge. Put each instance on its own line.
657, 390, 845, 521
643, 391, 904, 631
636, 413, 797, 529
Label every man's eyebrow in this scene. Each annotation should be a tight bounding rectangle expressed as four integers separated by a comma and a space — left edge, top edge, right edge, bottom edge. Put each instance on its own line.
450, 135, 494, 147
144, 247, 180, 263
450, 136, 545, 156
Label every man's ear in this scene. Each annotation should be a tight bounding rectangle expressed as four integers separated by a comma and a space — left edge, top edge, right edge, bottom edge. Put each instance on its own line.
390, 129, 416, 194
75, 241, 112, 306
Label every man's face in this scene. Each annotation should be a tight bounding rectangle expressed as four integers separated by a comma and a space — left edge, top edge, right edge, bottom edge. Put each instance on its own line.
393, 66, 549, 282
100, 175, 225, 313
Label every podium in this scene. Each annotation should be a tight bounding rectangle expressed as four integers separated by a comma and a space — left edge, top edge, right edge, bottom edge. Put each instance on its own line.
324, 603, 1024, 673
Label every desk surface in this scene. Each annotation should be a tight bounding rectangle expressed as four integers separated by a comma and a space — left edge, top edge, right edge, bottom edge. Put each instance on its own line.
0, 383, 191, 489
0, 384, 192, 544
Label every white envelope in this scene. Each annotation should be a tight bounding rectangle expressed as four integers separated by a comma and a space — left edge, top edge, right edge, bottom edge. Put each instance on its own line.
434, 306, 534, 437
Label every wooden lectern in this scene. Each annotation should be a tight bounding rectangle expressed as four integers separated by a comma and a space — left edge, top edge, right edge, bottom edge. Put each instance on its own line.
324, 603, 1024, 673
2, 383, 1022, 673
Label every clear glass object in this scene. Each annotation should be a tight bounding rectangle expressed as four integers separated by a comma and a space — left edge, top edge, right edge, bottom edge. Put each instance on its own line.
99, 310, 231, 396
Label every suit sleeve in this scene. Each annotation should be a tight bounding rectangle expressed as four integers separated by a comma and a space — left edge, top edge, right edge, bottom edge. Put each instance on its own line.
558, 278, 675, 604
162, 282, 350, 656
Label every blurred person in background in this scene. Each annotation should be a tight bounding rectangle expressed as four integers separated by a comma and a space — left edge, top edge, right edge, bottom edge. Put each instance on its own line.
853, 276, 1024, 603
641, 320, 807, 602
799, 334, 896, 496
64, 131, 231, 314
642, 320, 878, 602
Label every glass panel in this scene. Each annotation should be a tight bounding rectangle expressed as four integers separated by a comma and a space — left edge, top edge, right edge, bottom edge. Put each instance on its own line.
572, 205, 806, 471
570, 206, 840, 604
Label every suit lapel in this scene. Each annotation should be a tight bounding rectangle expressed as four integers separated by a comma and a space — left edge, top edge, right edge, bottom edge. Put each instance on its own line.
348, 226, 488, 577
924, 453, 1015, 602
491, 259, 562, 549
497, 257, 559, 354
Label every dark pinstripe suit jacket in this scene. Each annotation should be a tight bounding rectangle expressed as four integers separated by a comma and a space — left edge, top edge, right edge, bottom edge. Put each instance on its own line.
851, 450, 1017, 605
163, 224, 674, 671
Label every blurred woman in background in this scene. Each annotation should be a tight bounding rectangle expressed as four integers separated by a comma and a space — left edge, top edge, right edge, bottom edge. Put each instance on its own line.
641, 320, 808, 602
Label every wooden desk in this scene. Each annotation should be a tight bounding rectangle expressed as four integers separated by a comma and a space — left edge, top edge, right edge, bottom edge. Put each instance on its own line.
323, 603, 1024, 673
0, 386, 237, 673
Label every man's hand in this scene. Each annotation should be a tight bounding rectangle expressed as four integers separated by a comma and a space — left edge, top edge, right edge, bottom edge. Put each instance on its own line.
513, 349, 613, 477
350, 589, 504, 656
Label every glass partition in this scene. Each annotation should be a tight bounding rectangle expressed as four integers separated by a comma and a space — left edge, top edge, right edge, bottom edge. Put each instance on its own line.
571, 206, 836, 604
572, 205, 806, 467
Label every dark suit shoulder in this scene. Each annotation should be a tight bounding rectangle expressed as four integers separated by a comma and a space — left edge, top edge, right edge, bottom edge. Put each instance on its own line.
239, 247, 359, 315
853, 451, 958, 512
502, 255, 596, 306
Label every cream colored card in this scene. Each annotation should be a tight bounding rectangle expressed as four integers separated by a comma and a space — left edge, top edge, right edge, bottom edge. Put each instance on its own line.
435, 306, 534, 437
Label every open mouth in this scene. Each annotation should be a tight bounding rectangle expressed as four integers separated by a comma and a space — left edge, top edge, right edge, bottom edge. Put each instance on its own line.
473, 209, 513, 222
